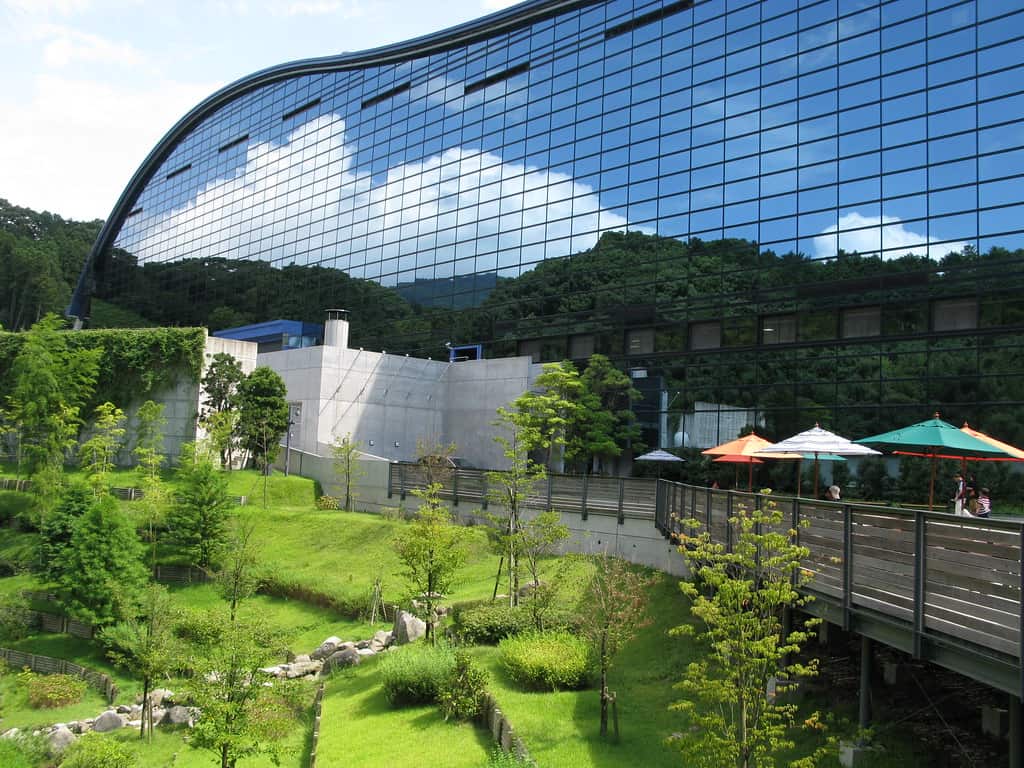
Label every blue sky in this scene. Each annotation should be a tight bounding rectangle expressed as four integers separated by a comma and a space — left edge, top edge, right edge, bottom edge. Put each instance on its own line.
0, 0, 519, 221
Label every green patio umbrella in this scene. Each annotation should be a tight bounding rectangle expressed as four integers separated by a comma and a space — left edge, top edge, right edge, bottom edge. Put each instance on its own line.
856, 414, 1011, 510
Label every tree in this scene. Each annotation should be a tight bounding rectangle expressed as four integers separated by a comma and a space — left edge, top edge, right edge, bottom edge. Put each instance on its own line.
167, 443, 232, 568
1, 314, 100, 504
579, 354, 643, 474
99, 584, 177, 741
331, 434, 365, 512
133, 400, 168, 569
216, 517, 260, 623
200, 353, 243, 468
201, 352, 244, 417
671, 492, 825, 768
512, 360, 585, 471
38, 482, 93, 583
579, 553, 653, 740
235, 366, 289, 472
61, 493, 148, 625
486, 406, 547, 607
517, 510, 570, 631
185, 614, 297, 768
79, 402, 126, 495
393, 482, 466, 644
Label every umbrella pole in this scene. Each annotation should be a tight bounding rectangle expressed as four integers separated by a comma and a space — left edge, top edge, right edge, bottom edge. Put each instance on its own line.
748, 462, 753, 491
929, 454, 937, 512
796, 458, 802, 498
813, 453, 820, 499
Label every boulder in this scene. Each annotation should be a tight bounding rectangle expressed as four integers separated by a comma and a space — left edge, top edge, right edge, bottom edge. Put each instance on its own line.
293, 654, 311, 663
392, 609, 426, 645
147, 688, 174, 707
48, 729, 76, 757
116, 705, 132, 714
370, 630, 392, 652
356, 648, 376, 657
284, 660, 322, 679
92, 710, 124, 733
162, 705, 193, 727
321, 648, 361, 674
311, 636, 343, 660
1, 727, 20, 739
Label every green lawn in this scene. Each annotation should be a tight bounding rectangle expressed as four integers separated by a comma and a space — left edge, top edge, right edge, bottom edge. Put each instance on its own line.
316, 655, 492, 768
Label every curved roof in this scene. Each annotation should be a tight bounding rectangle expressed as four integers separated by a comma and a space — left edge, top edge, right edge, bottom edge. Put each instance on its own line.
68, 0, 594, 319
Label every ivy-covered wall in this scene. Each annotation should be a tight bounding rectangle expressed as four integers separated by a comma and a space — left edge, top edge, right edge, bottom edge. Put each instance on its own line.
0, 327, 206, 410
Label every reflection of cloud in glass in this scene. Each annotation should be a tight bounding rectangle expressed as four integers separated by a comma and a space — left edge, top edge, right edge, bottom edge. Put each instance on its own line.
131, 114, 631, 271
814, 212, 967, 260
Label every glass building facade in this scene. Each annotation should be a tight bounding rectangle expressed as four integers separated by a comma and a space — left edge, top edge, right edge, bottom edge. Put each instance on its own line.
76, 0, 1024, 448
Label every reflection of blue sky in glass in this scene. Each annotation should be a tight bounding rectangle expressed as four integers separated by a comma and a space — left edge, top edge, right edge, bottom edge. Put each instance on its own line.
115, 0, 1024, 291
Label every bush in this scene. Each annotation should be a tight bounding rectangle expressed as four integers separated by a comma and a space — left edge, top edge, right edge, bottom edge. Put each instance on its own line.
438, 651, 489, 721
0, 734, 50, 768
19, 669, 88, 708
379, 644, 456, 707
315, 495, 340, 510
452, 601, 528, 644
61, 732, 134, 768
0, 593, 34, 642
483, 747, 532, 767
499, 630, 590, 691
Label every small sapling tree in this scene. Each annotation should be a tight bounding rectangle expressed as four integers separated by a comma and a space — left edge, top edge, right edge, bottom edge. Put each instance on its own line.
80, 402, 126, 495
393, 482, 466, 644
331, 433, 365, 512
671, 491, 825, 768
133, 400, 168, 569
580, 553, 653, 741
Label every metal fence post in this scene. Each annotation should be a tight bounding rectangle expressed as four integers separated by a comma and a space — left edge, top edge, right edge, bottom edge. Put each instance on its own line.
842, 504, 853, 632
617, 478, 625, 525
387, 462, 393, 499
581, 474, 589, 521
913, 509, 926, 659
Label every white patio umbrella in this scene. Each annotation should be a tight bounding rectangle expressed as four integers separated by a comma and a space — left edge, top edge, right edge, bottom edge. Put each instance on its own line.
634, 448, 686, 479
757, 424, 880, 497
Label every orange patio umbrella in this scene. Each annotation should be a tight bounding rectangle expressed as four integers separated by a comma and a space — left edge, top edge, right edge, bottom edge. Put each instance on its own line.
702, 433, 798, 490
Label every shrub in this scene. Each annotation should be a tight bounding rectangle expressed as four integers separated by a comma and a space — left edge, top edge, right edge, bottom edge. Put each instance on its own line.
315, 495, 340, 510
499, 630, 590, 691
483, 747, 532, 767
0, 734, 50, 768
19, 669, 88, 708
452, 601, 528, 644
0, 593, 33, 642
61, 731, 134, 768
379, 644, 456, 707
438, 650, 489, 721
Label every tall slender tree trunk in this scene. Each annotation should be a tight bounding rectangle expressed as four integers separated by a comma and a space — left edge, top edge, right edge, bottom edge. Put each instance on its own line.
599, 631, 609, 737
139, 677, 149, 739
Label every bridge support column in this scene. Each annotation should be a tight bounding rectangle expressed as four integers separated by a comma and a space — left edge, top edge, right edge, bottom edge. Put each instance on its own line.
859, 635, 872, 733
1010, 695, 1022, 768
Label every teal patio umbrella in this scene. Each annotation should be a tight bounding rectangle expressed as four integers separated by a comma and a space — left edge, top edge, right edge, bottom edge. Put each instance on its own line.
856, 414, 1012, 510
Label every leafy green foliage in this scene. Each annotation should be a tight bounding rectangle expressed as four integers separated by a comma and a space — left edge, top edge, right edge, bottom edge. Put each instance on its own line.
17, 668, 87, 708
451, 601, 528, 644
235, 366, 289, 471
60, 493, 148, 625
0, 733, 50, 768
79, 401, 125, 494
673, 492, 826, 768
394, 482, 467, 643
38, 481, 92, 582
166, 443, 232, 568
0, 592, 33, 642
331, 434, 364, 512
483, 747, 533, 767
379, 644, 456, 707
498, 630, 590, 691
60, 731, 135, 768
438, 650, 489, 722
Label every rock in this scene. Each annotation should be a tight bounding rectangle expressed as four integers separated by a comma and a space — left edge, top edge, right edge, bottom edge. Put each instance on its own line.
293, 654, 311, 663
259, 665, 285, 677
284, 661, 322, 679
356, 648, 376, 656
2, 727, 21, 739
162, 705, 193, 727
148, 688, 174, 707
321, 647, 361, 674
311, 636, 343, 660
92, 710, 124, 733
356, 639, 371, 649
392, 609, 426, 645
116, 705, 132, 714
370, 630, 392, 652
48, 729, 76, 753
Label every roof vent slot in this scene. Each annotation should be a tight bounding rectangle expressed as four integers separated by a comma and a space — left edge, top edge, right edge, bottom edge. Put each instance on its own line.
281, 97, 322, 122
604, 0, 695, 40
165, 163, 192, 181
218, 133, 250, 153
464, 61, 530, 95
361, 81, 412, 109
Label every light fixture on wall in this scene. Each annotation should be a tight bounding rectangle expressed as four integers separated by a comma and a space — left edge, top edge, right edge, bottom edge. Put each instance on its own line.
368, 440, 375, 446
394, 441, 400, 447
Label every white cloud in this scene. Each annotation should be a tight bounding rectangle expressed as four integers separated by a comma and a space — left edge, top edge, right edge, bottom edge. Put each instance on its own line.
0, 74, 219, 220
2, 0, 91, 15
128, 113, 633, 276
34, 24, 143, 68
275, 0, 362, 16
814, 212, 968, 261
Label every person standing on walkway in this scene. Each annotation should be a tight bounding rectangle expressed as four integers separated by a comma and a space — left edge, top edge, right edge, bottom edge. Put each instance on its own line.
951, 472, 966, 516
976, 487, 991, 518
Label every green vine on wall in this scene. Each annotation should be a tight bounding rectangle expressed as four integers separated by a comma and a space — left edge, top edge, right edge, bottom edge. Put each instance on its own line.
0, 327, 206, 409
